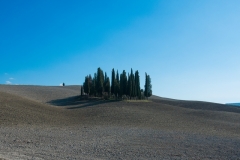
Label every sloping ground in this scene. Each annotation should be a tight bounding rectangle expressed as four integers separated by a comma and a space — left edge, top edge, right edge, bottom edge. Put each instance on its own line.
0, 92, 71, 126
150, 95, 240, 113
0, 85, 80, 104
0, 85, 240, 159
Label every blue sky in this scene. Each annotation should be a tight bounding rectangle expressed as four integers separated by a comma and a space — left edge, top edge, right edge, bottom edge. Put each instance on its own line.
0, 0, 239, 103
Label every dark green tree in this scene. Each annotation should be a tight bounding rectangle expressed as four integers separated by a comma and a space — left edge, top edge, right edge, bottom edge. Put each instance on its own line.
122, 70, 128, 95
130, 68, 136, 98
135, 70, 141, 99
132, 71, 136, 97
144, 73, 148, 98
90, 74, 96, 96
120, 73, 123, 97
116, 70, 120, 96
105, 77, 111, 96
88, 74, 92, 95
144, 73, 152, 98
116, 70, 119, 84
111, 68, 115, 95
93, 73, 97, 96
104, 72, 108, 92
83, 76, 90, 95
81, 83, 84, 96
127, 73, 132, 99
148, 75, 152, 97
96, 67, 104, 96
114, 79, 120, 98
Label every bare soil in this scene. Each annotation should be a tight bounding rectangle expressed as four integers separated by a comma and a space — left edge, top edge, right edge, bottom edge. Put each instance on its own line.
0, 85, 240, 159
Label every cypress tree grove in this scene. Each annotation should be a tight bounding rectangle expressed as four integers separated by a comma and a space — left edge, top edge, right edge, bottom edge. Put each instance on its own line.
82, 67, 152, 100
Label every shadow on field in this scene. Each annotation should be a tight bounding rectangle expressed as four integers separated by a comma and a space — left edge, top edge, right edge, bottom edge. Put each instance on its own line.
47, 96, 118, 109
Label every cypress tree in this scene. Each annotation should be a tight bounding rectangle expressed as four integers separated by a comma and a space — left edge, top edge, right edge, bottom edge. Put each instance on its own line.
96, 67, 104, 96
90, 75, 96, 96
144, 73, 148, 98
122, 70, 127, 95
144, 73, 152, 98
81, 83, 84, 96
116, 70, 119, 84
88, 74, 92, 96
114, 79, 120, 98
111, 68, 115, 95
132, 73, 136, 98
147, 74, 152, 97
106, 77, 111, 96
93, 73, 97, 96
127, 73, 132, 99
120, 73, 123, 97
104, 72, 107, 83
135, 70, 141, 99
116, 70, 120, 96
84, 76, 90, 95
104, 72, 108, 92
130, 68, 136, 98
102, 69, 105, 90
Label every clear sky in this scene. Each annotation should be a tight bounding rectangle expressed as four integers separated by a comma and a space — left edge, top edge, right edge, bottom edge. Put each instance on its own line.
0, 0, 239, 104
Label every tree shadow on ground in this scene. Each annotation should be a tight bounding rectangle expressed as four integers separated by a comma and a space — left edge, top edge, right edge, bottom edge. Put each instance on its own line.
47, 96, 119, 109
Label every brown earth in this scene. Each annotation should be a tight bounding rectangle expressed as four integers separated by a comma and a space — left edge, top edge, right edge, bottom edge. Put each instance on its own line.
0, 85, 240, 159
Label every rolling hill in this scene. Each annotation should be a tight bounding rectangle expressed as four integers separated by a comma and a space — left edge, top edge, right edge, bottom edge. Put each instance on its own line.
0, 85, 240, 159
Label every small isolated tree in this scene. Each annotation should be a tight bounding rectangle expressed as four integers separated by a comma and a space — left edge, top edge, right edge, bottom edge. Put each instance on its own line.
63, 82, 65, 86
